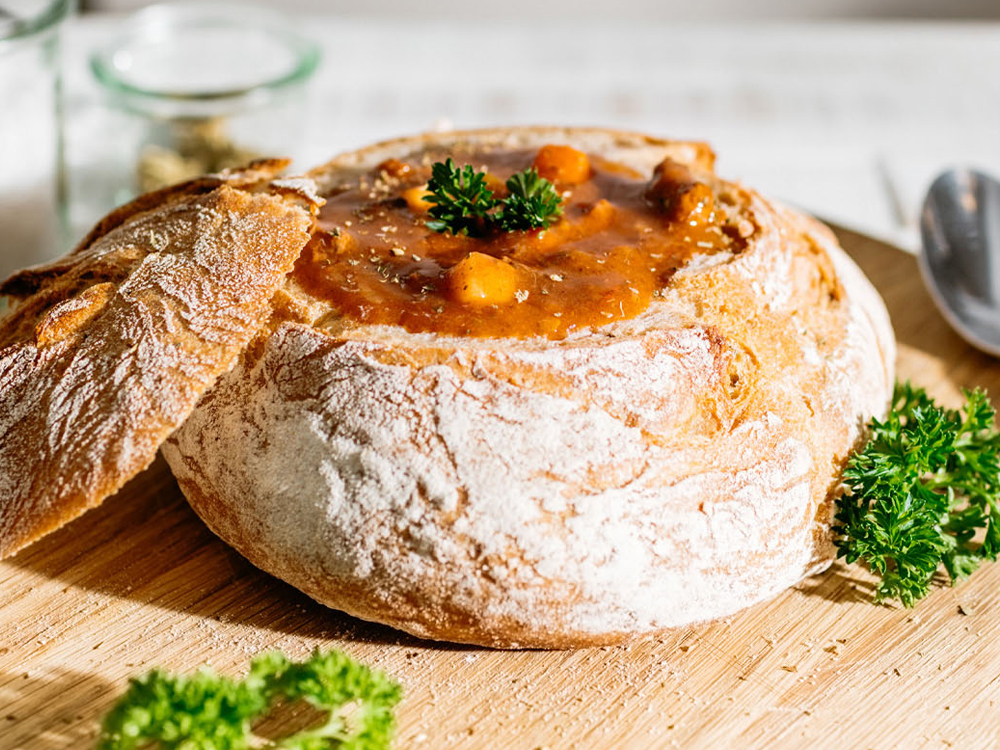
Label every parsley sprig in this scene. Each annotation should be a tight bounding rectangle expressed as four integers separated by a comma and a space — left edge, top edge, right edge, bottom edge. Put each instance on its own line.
497, 168, 564, 232
423, 160, 562, 235
98, 649, 402, 750
425, 159, 495, 236
835, 382, 1000, 607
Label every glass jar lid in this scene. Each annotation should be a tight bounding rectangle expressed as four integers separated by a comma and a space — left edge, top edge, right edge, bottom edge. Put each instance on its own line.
90, 2, 320, 118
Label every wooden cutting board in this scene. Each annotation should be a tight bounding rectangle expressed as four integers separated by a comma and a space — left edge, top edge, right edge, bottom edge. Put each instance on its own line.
3, 227, 1000, 750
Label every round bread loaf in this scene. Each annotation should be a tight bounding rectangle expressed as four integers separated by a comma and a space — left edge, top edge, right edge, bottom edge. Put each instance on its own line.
162, 127, 895, 648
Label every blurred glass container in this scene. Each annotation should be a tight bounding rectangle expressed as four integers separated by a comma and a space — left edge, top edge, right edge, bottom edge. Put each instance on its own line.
0, 0, 73, 279
72, 1, 319, 237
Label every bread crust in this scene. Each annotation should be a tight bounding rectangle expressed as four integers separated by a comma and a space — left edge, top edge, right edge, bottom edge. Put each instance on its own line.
0, 162, 319, 559
163, 127, 895, 648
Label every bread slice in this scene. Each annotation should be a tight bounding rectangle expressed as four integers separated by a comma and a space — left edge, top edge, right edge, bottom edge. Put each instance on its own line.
0, 161, 319, 559
162, 128, 896, 648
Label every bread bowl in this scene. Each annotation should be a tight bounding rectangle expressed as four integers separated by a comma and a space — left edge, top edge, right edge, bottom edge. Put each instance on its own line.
159, 127, 896, 648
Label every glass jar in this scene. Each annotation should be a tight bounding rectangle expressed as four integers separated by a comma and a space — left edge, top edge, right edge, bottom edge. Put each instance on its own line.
69, 1, 319, 240
0, 0, 73, 278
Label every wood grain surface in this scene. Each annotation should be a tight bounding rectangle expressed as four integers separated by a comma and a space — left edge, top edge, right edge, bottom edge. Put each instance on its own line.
2, 227, 1000, 750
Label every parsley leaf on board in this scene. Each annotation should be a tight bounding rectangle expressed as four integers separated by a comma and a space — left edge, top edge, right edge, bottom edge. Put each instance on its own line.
423, 160, 563, 235
834, 381, 1000, 607
497, 168, 563, 232
98, 648, 402, 750
424, 158, 496, 236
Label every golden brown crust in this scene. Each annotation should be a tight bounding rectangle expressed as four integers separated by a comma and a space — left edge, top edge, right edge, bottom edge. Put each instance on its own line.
164, 127, 896, 648
0, 164, 320, 559
304, 126, 715, 192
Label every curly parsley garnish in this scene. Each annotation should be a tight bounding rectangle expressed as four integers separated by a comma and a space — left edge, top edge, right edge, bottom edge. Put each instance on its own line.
98, 649, 402, 750
834, 381, 1000, 607
497, 168, 563, 231
424, 160, 562, 235
425, 158, 495, 236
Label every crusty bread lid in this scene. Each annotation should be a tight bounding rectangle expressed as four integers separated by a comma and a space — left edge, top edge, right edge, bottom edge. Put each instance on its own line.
0, 160, 321, 559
